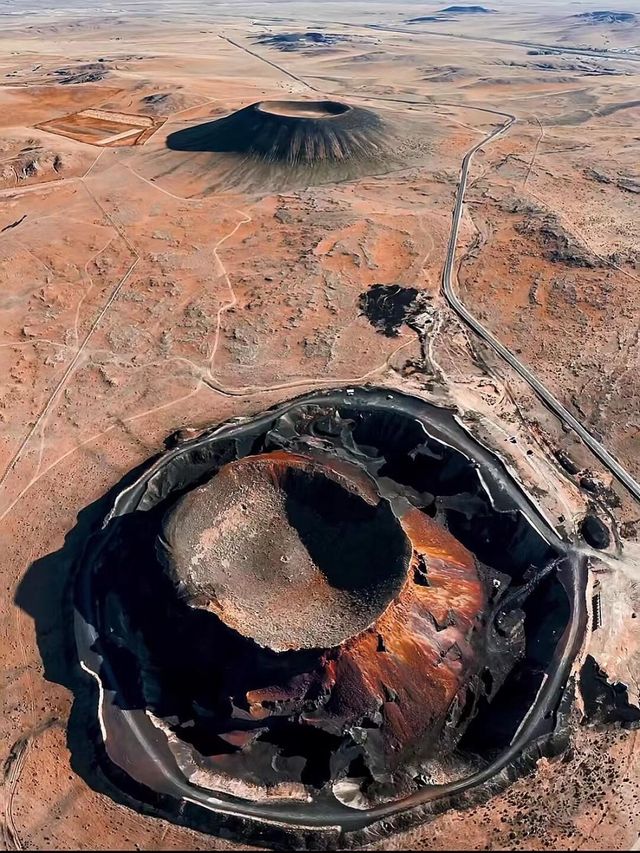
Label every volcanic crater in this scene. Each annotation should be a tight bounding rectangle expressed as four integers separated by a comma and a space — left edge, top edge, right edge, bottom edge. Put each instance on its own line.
73, 388, 586, 847
167, 99, 386, 165
155, 98, 425, 192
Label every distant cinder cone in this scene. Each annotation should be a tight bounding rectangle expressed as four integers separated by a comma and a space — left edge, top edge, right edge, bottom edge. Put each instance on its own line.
167, 99, 389, 167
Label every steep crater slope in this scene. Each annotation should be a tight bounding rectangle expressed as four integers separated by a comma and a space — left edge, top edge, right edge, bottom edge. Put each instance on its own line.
167, 100, 389, 166
148, 99, 432, 193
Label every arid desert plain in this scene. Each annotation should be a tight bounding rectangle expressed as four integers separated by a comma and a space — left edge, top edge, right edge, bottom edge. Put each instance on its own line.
0, 1, 639, 850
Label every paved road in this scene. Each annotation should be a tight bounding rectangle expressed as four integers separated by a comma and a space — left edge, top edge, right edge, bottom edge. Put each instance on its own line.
442, 114, 640, 503
222, 30, 640, 503
310, 19, 640, 64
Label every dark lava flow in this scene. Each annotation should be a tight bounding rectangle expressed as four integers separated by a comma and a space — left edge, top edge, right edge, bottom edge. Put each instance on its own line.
358, 284, 420, 337
580, 655, 640, 729
74, 387, 587, 848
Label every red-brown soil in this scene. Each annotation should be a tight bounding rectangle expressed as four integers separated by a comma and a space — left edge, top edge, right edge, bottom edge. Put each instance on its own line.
0, 0, 638, 850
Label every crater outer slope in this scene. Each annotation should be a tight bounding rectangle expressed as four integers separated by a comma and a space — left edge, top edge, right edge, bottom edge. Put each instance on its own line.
166, 99, 389, 166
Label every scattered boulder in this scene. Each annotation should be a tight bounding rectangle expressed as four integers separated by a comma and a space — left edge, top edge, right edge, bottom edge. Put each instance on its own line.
584, 167, 640, 194
578, 475, 621, 508
554, 449, 580, 476
138, 91, 188, 114
580, 513, 611, 549
50, 62, 111, 84
142, 92, 171, 106
517, 215, 600, 268
579, 476, 601, 495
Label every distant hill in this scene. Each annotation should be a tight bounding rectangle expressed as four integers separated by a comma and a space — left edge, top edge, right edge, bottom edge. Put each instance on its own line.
440, 5, 494, 12
253, 31, 371, 51
574, 11, 636, 24
408, 6, 494, 22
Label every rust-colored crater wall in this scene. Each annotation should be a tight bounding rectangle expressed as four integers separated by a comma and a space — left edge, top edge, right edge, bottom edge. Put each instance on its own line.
300, 508, 486, 768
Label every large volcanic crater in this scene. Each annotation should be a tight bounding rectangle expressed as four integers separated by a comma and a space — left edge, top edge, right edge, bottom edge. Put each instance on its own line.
166, 99, 387, 166
152, 98, 428, 193
74, 387, 587, 847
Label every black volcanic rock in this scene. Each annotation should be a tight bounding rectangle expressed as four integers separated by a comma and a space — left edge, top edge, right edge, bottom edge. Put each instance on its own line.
441, 5, 494, 13
167, 100, 389, 167
517, 215, 600, 268
580, 514, 611, 549
580, 655, 640, 727
574, 11, 636, 24
142, 92, 171, 105
50, 62, 111, 84
359, 284, 420, 337
554, 449, 580, 476
255, 31, 356, 51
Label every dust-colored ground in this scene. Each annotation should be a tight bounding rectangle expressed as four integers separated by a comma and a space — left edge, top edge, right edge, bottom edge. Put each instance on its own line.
0, 1, 638, 850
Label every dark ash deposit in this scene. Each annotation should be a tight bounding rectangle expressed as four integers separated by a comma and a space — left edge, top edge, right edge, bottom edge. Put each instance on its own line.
157, 99, 430, 193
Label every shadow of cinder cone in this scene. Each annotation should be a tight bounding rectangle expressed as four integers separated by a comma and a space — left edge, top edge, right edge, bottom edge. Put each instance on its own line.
13, 457, 158, 804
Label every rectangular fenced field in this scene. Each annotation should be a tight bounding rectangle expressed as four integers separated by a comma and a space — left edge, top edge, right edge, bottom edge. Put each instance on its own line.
36, 108, 165, 147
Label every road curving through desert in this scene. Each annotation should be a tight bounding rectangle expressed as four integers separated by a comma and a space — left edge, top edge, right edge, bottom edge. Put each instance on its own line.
220, 31, 640, 505
441, 113, 640, 503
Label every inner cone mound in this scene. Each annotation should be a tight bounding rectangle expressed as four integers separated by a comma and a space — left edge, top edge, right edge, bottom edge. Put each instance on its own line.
158, 451, 411, 651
